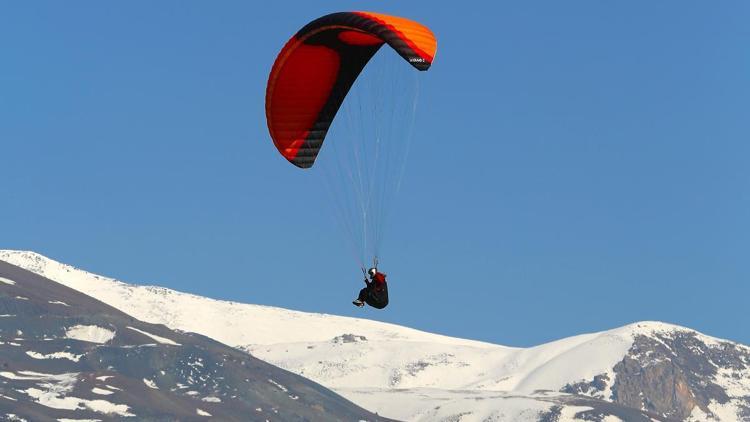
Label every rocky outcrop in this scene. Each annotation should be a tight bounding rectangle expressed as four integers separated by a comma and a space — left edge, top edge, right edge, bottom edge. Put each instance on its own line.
558, 325, 750, 421
611, 330, 750, 420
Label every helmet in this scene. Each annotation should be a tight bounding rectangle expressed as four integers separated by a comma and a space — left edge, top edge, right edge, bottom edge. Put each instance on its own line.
368, 267, 377, 277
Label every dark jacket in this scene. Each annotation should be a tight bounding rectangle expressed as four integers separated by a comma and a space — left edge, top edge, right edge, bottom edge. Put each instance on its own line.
359, 272, 389, 309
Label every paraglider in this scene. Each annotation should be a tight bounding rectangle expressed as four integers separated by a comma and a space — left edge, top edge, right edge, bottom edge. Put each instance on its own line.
266, 12, 437, 308
353, 267, 389, 309
265, 11, 437, 167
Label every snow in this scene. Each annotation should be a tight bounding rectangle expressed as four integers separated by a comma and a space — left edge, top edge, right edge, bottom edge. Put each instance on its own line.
0, 276, 16, 285
268, 379, 288, 392
3, 250, 748, 422
559, 405, 594, 420
24, 382, 134, 416
343, 388, 555, 422
688, 406, 711, 421
706, 399, 744, 421
0, 251, 492, 348
79, 398, 135, 417
196, 408, 212, 416
713, 366, 750, 397
48, 300, 70, 306
91, 387, 114, 395
58, 419, 102, 422
143, 378, 158, 389
26, 350, 83, 362
511, 329, 633, 393
0, 370, 63, 380
65, 325, 115, 344
688, 403, 740, 422
2, 370, 133, 416
126, 326, 180, 346
202, 396, 221, 402
244, 326, 633, 396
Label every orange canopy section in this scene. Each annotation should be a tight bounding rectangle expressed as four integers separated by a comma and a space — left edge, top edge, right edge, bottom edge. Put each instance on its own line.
266, 12, 437, 168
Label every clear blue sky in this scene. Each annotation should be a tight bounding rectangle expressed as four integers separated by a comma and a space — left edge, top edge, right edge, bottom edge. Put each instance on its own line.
2, 1, 748, 347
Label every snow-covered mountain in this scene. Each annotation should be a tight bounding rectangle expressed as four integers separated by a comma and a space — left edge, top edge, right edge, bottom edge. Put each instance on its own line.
2, 250, 749, 422
0, 257, 389, 421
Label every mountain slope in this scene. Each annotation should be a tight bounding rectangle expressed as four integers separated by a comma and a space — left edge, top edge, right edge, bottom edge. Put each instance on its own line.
0, 258, 392, 421
0, 251, 489, 348
2, 250, 749, 422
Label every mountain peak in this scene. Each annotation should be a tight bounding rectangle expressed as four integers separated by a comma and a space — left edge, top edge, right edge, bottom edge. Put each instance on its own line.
2, 250, 749, 421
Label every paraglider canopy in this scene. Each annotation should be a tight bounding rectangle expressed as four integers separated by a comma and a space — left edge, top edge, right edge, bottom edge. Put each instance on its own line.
265, 11, 437, 168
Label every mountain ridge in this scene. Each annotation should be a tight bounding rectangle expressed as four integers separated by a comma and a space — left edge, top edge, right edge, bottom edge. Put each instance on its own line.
2, 249, 748, 421
0, 254, 392, 421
